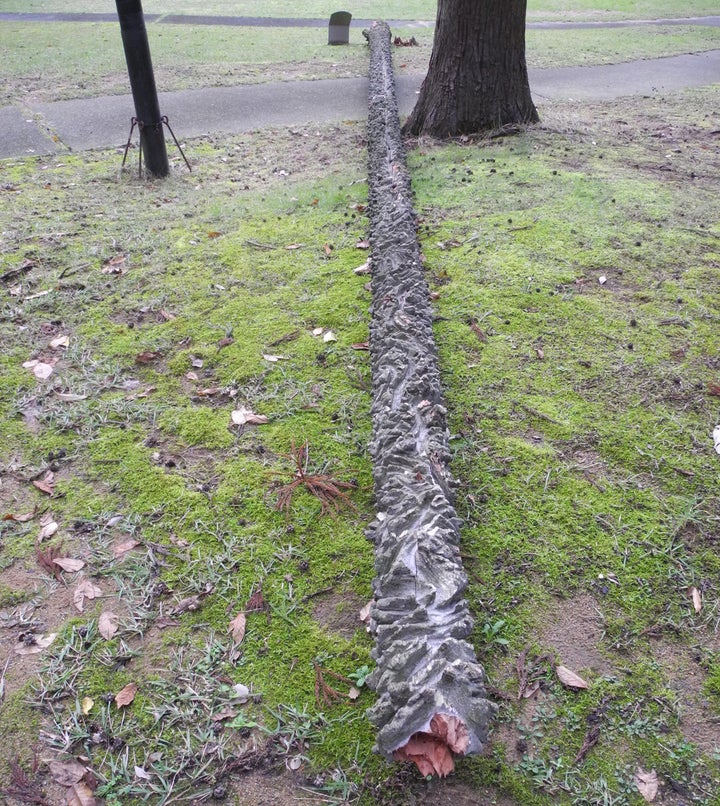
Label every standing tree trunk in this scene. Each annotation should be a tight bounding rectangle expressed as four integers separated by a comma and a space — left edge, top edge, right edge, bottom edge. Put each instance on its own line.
402, 0, 538, 137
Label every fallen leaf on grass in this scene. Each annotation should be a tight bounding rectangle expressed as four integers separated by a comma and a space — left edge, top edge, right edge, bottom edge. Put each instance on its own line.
98, 611, 119, 640
3, 510, 36, 523
185, 371, 200, 381
38, 520, 59, 540
112, 538, 140, 558
311, 327, 324, 336
171, 595, 204, 615
159, 309, 176, 321
55, 392, 88, 402
351, 342, 369, 350
49, 759, 86, 786
155, 616, 180, 630
135, 351, 161, 364
353, 261, 371, 275
689, 586, 702, 613
73, 578, 103, 612
217, 336, 234, 350
53, 557, 85, 573
23, 359, 55, 380
634, 768, 659, 802
33, 472, 55, 495
49, 334, 70, 349
81, 697, 94, 715
207, 231, 222, 239
196, 387, 221, 397
231, 408, 268, 426
555, 665, 589, 689
348, 686, 361, 701
356, 239, 370, 249
323, 331, 337, 343
359, 601, 373, 624
114, 682, 137, 708
714, 425, 720, 455
262, 354, 287, 362
134, 766, 152, 780
323, 243, 332, 256
706, 381, 720, 396
102, 255, 127, 274
212, 708, 238, 722
228, 611, 246, 644
285, 243, 303, 250
66, 780, 97, 806
15, 632, 56, 655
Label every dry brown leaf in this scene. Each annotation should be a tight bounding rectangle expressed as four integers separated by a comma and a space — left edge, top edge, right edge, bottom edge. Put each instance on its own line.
689, 586, 703, 613
634, 768, 659, 802
3, 510, 36, 523
53, 557, 86, 573
155, 616, 181, 629
185, 370, 199, 381
216, 336, 234, 350
33, 472, 55, 495
196, 387, 221, 397
81, 696, 94, 715
49, 334, 70, 349
359, 601, 373, 624
207, 231, 222, 239
556, 665, 589, 689
66, 780, 98, 806
211, 707, 238, 722
231, 408, 268, 426
172, 595, 202, 615
348, 686, 361, 701
49, 759, 86, 787
55, 392, 88, 402
114, 682, 138, 708
112, 538, 140, 558
159, 309, 176, 321
228, 611, 246, 644
98, 611, 119, 640
285, 243, 303, 250
15, 632, 57, 655
73, 578, 103, 612
351, 342, 369, 350
356, 239, 370, 249
39, 520, 59, 540
135, 351, 161, 364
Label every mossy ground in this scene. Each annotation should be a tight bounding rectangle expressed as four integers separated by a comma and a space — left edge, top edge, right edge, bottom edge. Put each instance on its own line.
1, 20, 720, 806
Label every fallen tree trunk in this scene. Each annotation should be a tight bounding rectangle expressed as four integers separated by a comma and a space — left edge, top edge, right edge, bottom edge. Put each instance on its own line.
363, 20, 496, 777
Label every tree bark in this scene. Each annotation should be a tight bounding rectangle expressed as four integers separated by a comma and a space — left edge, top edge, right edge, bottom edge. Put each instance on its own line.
402, 0, 538, 137
364, 21, 495, 776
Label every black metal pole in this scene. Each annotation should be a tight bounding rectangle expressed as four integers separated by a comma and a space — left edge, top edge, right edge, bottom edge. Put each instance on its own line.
116, 0, 169, 178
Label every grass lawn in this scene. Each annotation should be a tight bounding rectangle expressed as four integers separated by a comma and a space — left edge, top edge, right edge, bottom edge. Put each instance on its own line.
1, 0, 720, 21
1, 5, 719, 806
0, 20, 718, 106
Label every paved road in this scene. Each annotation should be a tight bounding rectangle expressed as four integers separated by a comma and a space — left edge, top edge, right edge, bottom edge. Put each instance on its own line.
0, 42, 718, 159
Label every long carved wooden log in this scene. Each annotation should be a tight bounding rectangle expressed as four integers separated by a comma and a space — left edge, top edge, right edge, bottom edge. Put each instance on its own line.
364, 20, 496, 776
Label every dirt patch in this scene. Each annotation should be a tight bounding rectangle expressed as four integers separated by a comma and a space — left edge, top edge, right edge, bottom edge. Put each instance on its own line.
312, 590, 367, 640
655, 640, 720, 756
539, 592, 612, 675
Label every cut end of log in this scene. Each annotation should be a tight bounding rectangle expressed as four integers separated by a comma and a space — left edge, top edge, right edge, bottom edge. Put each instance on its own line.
391, 713, 470, 777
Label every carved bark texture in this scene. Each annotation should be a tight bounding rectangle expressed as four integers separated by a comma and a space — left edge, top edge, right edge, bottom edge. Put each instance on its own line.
402, 0, 538, 137
364, 21, 495, 774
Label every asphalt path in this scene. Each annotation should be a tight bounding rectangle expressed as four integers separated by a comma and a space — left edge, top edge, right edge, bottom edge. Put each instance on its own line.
0, 17, 718, 159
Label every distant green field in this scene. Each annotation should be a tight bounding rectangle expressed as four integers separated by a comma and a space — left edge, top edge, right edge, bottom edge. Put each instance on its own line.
1, 0, 719, 20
